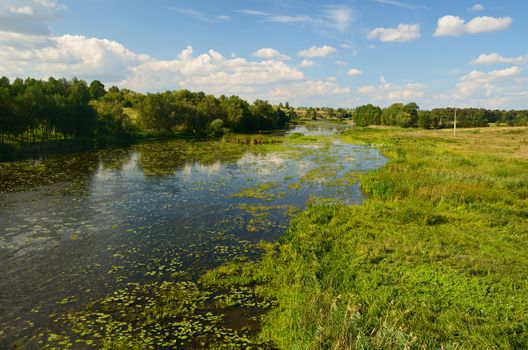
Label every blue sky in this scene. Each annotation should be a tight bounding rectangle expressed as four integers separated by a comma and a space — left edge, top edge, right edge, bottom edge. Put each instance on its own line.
0, 0, 527, 109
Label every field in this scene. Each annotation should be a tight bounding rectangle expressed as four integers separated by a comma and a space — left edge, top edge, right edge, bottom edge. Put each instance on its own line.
205, 126, 528, 349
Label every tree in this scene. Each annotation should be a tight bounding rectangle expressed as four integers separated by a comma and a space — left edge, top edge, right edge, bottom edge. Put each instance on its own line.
381, 103, 418, 128
89, 80, 106, 100
138, 93, 177, 133
306, 108, 318, 120
208, 119, 225, 137
0, 82, 13, 143
417, 110, 432, 129
251, 100, 277, 131
220, 95, 252, 132
355, 104, 382, 126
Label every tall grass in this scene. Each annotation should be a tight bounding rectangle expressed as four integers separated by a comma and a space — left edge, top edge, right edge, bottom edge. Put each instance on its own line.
208, 126, 528, 349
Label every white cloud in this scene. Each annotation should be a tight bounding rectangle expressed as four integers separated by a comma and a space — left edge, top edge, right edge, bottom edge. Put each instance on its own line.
237, 9, 269, 16
215, 15, 231, 21
335, 60, 347, 66
456, 66, 522, 97
433, 16, 466, 36
466, 16, 512, 34
367, 23, 421, 42
124, 47, 304, 94
433, 66, 528, 109
267, 15, 312, 23
252, 48, 290, 60
169, 8, 229, 23
9, 6, 34, 15
324, 5, 353, 31
0, 33, 301, 92
0, 0, 65, 37
298, 45, 337, 58
357, 76, 426, 102
238, 6, 356, 32
470, 4, 485, 12
471, 53, 528, 65
0, 30, 52, 48
270, 80, 350, 100
300, 59, 314, 68
434, 15, 512, 36
347, 68, 363, 77
34, 0, 63, 9
0, 34, 149, 81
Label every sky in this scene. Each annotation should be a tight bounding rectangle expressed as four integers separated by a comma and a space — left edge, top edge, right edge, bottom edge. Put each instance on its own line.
0, 0, 527, 109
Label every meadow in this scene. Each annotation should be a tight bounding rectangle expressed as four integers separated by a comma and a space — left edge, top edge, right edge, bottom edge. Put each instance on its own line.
204, 126, 528, 349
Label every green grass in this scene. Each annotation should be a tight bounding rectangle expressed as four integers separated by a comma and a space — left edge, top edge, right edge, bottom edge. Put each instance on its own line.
35, 125, 528, 349
207, 126, 528, 349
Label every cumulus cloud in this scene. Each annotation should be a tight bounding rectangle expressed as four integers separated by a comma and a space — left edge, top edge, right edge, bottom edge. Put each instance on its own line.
367, 23, 421, 42
434, 15, 512, 36
347, 68, 363, 77
357, 76, 426, 102
300, 59, 314, 68
0, 34, 149, 81
123, 47, 305, 94
432, 66, 528, 108
471, 53, 528, 65
456, 66, 522, 97
298, 45, 337, 58
251, 48, 290, 60
269, 80, 350, 104
0, 29, 309, 94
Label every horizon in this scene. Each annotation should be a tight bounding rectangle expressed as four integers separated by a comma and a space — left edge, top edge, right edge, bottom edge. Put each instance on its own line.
1, 0, 527, 109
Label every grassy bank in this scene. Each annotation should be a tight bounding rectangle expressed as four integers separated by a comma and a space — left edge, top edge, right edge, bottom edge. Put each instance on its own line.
206, 126, 528, 349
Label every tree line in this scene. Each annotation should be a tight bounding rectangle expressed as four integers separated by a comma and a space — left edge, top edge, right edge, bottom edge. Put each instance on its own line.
296, 107, 353, 120
354, 103, 528, 128
0, 77, 297, 146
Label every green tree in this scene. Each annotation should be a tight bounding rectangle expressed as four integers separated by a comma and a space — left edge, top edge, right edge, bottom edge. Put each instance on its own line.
417, 110, 432, 129
355, 104, 382, 126
138, 93, 176, 133
220, 95, 252, 132
89, 80, 106, 100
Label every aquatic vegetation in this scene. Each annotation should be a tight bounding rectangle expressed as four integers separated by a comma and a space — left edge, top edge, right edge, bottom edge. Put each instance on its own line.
43, 278, 276, 349
228, 182, 284, 201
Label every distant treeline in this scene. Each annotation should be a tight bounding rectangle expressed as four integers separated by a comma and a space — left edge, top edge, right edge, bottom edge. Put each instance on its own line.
0, 77, 297, 146
295, 107, 353, 120
353, 103, 528, 128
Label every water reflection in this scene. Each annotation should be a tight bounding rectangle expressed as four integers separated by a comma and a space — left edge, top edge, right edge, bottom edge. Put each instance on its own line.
288, 123, 349, 136
0, 135, 386, 347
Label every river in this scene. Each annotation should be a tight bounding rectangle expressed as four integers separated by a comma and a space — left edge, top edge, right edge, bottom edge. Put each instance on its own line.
0, 124, 386, 348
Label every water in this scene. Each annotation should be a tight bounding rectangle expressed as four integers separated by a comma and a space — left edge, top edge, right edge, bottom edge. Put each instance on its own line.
288, 122, 350, 136
0, 127, 386, 347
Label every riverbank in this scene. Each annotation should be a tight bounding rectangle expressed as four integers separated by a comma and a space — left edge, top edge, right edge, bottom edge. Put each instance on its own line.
0, 126, 294, 162
205, 126, 528, 348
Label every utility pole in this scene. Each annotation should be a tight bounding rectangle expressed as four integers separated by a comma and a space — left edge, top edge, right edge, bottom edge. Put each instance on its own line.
453, 107, 457, 135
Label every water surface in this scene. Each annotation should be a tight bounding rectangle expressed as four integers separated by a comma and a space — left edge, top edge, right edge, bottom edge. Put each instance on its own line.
0, 128, 386, 347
